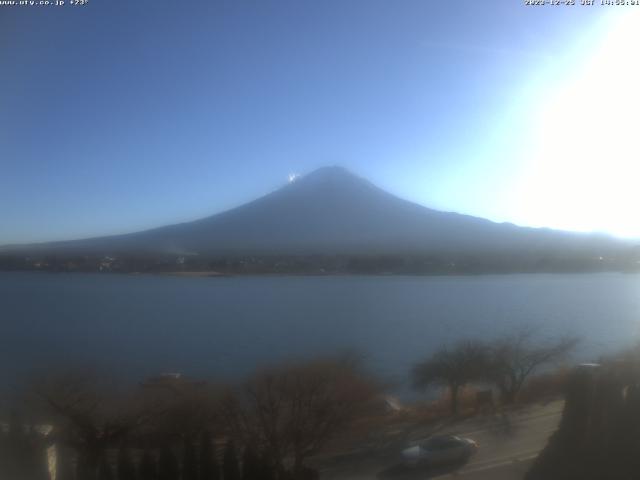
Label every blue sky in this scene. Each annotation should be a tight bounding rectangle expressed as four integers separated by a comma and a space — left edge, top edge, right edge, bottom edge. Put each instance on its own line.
1, 0, 637, 244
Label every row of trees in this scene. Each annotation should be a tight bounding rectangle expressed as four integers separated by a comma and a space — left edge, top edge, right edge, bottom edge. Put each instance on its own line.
0, 355, 378, 480
1, 331, 577, 479
0, 412, 50, 480
412, 329, 578, 414
0, 425, 274, 480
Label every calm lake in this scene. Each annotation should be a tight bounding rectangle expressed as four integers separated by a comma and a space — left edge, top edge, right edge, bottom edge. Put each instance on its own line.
2, 272, 640, 394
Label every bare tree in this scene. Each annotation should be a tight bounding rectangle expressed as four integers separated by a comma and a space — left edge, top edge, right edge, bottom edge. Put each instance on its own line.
33, 370, 161, 479
116, 445, 136, 480
222, 440, 240, 480
486, 329, 578, 404
138, 450, 157, 480
223, 356, 377, 479
199, 429, 220, 480
138, 374, 222, 442
413, 341, 488, 415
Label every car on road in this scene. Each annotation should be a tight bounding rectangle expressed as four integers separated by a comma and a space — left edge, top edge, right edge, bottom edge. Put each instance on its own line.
401, 435, 478, 467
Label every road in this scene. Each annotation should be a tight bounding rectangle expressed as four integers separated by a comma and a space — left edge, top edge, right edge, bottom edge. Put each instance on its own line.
320, 400, 563, 480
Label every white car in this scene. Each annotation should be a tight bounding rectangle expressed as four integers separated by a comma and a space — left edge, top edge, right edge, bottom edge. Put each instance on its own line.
401, 435, 478, 466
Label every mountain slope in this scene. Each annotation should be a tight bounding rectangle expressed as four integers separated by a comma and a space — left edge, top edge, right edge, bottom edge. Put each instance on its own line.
1, 166, 626, 256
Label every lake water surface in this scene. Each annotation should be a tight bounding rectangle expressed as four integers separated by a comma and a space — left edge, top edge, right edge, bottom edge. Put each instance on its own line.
2, 272, 640, 393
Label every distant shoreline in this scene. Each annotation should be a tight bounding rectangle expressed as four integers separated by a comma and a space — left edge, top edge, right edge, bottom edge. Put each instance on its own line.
2, 268, 639, 278
157, 271, 231, 278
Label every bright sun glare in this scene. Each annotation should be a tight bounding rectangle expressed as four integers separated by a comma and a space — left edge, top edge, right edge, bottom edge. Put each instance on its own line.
515, 10, 640, 238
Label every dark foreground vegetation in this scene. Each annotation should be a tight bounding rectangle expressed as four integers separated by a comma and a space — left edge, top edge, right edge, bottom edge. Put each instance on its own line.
0, 356, 377, 480
527, 345, 640, 480
16, 326, 640, 480
0, 328, 583, 480
1, 249, 640, 275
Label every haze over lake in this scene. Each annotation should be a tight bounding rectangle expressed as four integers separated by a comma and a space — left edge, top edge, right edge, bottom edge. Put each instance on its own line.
3, 272, 639, 395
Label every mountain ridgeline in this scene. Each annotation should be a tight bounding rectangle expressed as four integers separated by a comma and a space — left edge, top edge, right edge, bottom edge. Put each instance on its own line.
1, 167, 637, 274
